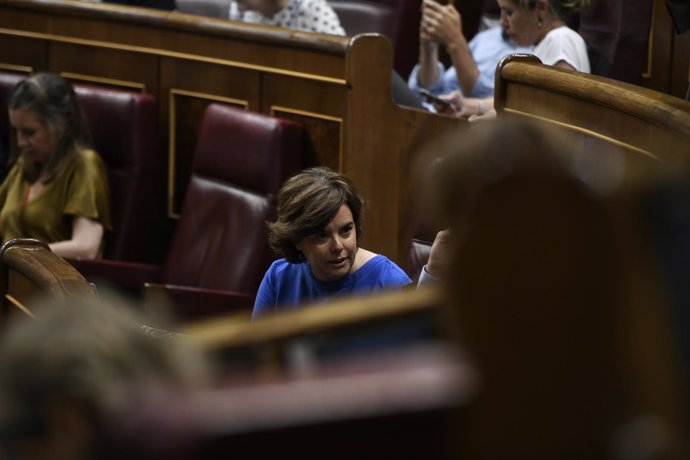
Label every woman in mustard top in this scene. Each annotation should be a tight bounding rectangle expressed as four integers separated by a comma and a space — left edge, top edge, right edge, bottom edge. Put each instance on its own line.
0, 73, 111, 259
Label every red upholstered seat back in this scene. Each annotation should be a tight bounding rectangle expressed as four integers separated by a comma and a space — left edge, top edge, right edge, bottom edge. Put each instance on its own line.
329, 0, 422, 78
74, 85, 167, 263
160, 104, 304, 294
578, 0, 653, 84
0, 72, 24, 179
328, 1, 397, 39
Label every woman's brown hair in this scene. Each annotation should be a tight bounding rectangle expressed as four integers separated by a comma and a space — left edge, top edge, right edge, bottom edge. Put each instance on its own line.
268, 167, 364, 263
8, 72, 92, 183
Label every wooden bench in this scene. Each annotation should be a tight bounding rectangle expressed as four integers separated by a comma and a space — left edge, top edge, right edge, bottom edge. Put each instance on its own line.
495, 54, 690, 175
0, 0, 465, 267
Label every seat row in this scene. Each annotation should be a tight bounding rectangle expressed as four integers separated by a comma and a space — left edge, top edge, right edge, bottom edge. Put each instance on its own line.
0, 71, 305, 320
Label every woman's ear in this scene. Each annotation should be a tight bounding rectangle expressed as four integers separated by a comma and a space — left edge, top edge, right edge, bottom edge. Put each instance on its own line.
534, 0, 550, 17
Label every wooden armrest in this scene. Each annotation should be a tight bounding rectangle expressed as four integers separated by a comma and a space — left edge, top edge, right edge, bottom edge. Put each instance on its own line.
143, 283, 254, 323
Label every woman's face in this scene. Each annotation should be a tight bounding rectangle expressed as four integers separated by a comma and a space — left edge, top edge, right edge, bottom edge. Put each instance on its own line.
296, 204, 358, 282
497, 0, 541, 47
8, 108, 62, 165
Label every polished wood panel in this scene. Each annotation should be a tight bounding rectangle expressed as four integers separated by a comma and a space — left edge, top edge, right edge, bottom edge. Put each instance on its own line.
0, 0, 465, 265
0, 239, 95, 319
495, 54, 690, 172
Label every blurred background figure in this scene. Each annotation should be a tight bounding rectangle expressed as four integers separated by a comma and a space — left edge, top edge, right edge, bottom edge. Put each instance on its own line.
439, 0, 590, 120
229, 0, 345, 35
408, 0, 532, 102
0, 291, 211, 460
0, 72, 111, 260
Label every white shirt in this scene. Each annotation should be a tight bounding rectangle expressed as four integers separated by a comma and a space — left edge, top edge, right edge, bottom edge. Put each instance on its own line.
534, 26, 590, 73
229, 0, 345, 36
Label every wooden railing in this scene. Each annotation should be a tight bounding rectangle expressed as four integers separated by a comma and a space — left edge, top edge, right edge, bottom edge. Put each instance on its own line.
495, 54, 690, 176
0, 0, 465, 266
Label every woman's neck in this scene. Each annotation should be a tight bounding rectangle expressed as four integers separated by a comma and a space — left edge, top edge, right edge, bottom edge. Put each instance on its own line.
535, 17, 565, 45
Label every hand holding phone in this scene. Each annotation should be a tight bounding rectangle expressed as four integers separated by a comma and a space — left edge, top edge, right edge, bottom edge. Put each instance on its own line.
419, 88, 458, 113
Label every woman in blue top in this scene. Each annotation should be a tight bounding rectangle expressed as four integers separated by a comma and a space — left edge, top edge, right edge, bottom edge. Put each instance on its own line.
253, 167, 412, 318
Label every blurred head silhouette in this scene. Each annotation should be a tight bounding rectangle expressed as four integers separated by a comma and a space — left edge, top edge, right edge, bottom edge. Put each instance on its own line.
0, 291, 210, 460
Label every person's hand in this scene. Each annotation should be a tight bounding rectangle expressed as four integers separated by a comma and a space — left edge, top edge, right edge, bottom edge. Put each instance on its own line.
468, 107, 498, 123
420, 0, 463, 49
454, 97, 495, 121
426, 229, 452, 278
433, 90, 463, 115
455, 97, 482, 118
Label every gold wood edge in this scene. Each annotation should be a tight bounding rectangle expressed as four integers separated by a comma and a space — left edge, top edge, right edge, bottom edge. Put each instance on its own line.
642, 0, 655, 79
5, 293, 36, 318
504, 65, 690, 125
0, 63, 33, 73
270, 105, 345, 171
60, 71, 146, 91
502, 108, 662, 161
184, 287, 440, 349
0, 28, 348, 86
168, 89, 250, 219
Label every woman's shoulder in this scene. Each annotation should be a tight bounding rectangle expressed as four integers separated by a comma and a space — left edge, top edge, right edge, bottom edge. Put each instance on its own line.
267, 258, 305, 278
545, 26, 586, 45
70, 149, 106, 174
357, 252, 412, 284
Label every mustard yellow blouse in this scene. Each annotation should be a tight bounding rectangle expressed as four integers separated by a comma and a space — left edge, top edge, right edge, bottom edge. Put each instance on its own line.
0, 149, 112, 247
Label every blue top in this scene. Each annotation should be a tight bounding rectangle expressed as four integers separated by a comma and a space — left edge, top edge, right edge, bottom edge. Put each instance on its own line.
253, 255, 412, 318
408, 27, 533, 99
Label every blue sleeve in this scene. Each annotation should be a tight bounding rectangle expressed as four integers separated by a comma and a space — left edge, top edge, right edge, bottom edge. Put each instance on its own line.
470, 71, 496, 99
407, 62, 451, 96
252, 265, 277, 319
382, 258, 412, 287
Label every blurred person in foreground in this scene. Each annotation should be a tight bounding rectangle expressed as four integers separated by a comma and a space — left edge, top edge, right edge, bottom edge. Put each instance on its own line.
0, 72, 111, 259
253, 166, 411, 318
0, 292, 210, 460
416, 117, 689, 458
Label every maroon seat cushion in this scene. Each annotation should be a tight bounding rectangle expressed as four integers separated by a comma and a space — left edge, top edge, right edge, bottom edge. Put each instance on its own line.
160, 104, 304, 294
74, 84, 166, 263
0, 71, 25, 179
578, 0, 653, 84
329, 0, 397, 38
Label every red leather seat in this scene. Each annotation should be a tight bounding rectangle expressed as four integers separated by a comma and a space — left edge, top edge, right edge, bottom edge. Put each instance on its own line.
160, 104, 303, 297
578, 0, 653, 84
73, 84, 167, 263
0, 71, 24, 181
75, 104, 304, 321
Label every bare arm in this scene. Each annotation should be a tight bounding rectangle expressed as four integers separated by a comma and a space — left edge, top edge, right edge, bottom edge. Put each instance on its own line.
417, 0, 441, 88
49, 216, 104, 260
421, 0, 479, 96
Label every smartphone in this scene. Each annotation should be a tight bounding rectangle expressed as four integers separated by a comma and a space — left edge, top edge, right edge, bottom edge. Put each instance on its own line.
419, 88, 456, 111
